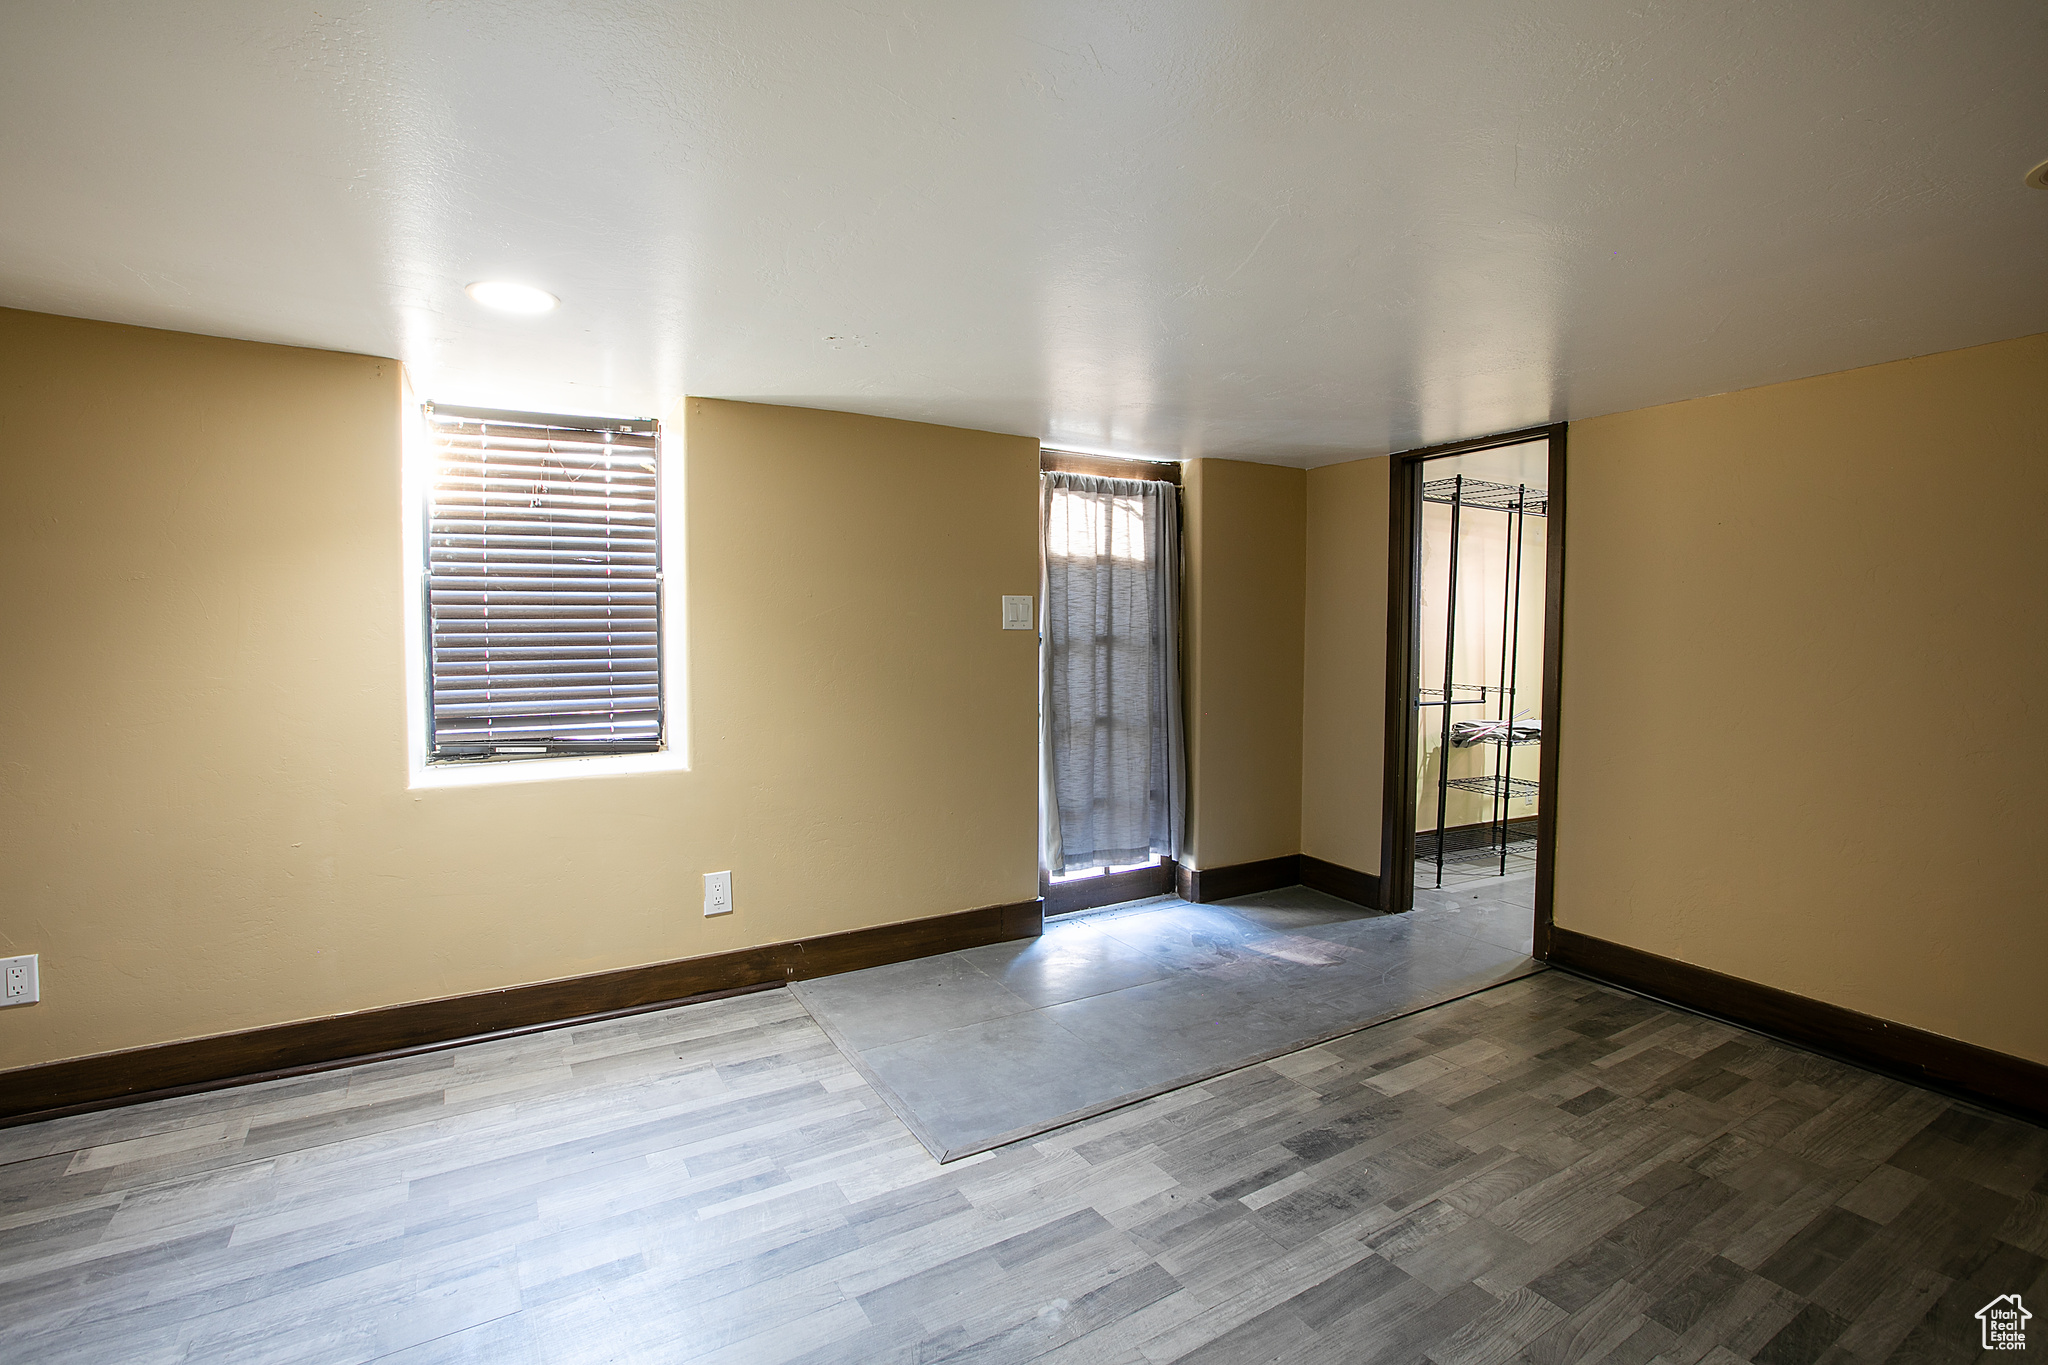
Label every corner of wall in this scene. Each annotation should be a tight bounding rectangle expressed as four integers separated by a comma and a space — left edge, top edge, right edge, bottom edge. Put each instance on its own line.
1180, 458, 1307, 870
1553, 332, 2048, 1066
1300, 457, 1390, 880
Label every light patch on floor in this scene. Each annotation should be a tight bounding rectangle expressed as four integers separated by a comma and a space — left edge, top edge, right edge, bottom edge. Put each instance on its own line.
792, 884, 1537, 1161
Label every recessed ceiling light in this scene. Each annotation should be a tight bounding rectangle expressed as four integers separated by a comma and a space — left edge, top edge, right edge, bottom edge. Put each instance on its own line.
2027, 159, 2048, 191
466, 281, 558, 313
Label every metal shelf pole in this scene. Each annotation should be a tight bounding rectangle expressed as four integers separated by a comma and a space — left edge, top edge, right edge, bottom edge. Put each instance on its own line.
1490, 488, 1514, 868
1433, 475, 1464, 889
1417, 472, 1547, 888
1500, 484, 1529, 874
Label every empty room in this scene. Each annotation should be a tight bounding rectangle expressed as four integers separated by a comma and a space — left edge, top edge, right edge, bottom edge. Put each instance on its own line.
1, 3, 2044, 1363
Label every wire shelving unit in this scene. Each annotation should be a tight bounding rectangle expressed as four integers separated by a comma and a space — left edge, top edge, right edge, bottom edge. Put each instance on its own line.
1418, 473, 1548, 887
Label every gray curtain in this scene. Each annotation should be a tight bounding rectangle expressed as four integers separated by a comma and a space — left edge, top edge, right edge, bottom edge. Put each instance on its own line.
1039, 471, 1185, 874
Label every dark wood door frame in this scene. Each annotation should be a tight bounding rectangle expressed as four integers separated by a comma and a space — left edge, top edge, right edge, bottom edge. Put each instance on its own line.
1378, 423, 1567, 960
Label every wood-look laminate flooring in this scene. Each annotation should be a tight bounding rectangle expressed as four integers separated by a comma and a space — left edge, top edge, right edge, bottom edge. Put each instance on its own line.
4, 971, 2044, 1364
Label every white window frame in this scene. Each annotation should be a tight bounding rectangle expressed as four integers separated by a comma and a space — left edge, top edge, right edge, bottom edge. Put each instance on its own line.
400, 392, 689, 789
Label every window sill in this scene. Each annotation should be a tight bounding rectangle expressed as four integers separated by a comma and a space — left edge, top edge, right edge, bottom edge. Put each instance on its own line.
408, 748, 689, 790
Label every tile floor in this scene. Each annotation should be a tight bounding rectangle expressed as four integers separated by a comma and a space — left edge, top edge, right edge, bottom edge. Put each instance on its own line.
1415, 843, 1539, 893
1416, 858, 1539, 909
792, 887, 1538, 1161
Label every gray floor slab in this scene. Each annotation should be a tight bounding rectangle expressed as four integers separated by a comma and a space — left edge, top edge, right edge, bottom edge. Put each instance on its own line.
1417, 846, 1539, 892
950, 919, 1178, 1008
793, 884, 1540, 1160
836, 1009, 1161, 1160
782, 949, 1040, 1052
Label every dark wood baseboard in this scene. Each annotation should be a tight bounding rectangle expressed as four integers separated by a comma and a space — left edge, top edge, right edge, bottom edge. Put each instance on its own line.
0, 897, 1044, 1129
1177, 854, 1297, 903
1547, 927, 2048, 1127
1044, 861, 1176, 916
1299, 856, 1381, 910
1175, 854, 1382, 910
1050, 853, 1382, 917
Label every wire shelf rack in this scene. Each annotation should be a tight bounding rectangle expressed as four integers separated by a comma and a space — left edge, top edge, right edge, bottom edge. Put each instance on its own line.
1418, 683, 1496, 709
1445, 774, 1540, 800
1417, 822, 1537, 863
1414, 464, 1547, 888
1422, 476, 1548, 516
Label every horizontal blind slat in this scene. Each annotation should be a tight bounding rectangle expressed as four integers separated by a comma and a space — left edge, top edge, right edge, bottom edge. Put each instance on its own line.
420, 511, 660, 532
435, 684, 661, 705
429, 515, 656, 533
433, 616, 657, 631
429, 594, 659, 609
433, 670, 660, 687
432, 421, 658, 448
431, 439, 657, 459
431, 481, 655, 500
429, 556, 660, 572
435, 694, 660, 719
433, 713, 661, 735
426, 571, 659, 587
429, 635, 659, 649
430, 639, 658, 654
429, 561, 659, 576
429, 503, 656, 522
433, 463, 656, 480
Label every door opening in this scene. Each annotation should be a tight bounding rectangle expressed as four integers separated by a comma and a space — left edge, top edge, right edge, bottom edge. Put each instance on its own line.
1380, 425, 1565, 952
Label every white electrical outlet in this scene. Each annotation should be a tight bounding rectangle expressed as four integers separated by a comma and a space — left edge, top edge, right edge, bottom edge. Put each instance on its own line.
704, 871, 734, 917
1, 955, 38, 1006
1001, 595, 1034, 630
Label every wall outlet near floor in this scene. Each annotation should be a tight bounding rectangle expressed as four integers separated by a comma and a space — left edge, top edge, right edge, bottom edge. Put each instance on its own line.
2, 955, 38, 1006
704, 871, 734, 917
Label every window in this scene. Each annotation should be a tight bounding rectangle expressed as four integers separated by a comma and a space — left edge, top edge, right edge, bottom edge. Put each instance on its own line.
422, 404, 664, 763
1038, 462, 1184, 883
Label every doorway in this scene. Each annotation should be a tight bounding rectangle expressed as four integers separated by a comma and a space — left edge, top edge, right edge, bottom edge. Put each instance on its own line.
1379, 425, 1565, 953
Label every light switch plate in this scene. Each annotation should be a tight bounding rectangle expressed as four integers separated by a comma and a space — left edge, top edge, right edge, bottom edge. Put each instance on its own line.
704, 871, 733, 917
2, 955, 38, 1006
1001, 595, 1034, 630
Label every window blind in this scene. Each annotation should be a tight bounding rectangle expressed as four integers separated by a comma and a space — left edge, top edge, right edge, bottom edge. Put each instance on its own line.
424, 404, 663, 761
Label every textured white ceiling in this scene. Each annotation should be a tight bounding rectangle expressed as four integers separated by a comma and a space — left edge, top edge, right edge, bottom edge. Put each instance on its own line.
3, 2, 2044, 466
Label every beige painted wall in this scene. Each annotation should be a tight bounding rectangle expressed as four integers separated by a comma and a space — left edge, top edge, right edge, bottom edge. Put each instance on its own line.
1559, 332, 2048, 1065
0, 309, 1039, 1071
1300, 457, 1388, 876
1181, 458, 1307, 869
15, 301, 2032, 1075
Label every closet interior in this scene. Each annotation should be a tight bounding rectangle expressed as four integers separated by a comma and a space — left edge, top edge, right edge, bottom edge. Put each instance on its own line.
1413, 441, 1549, 891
